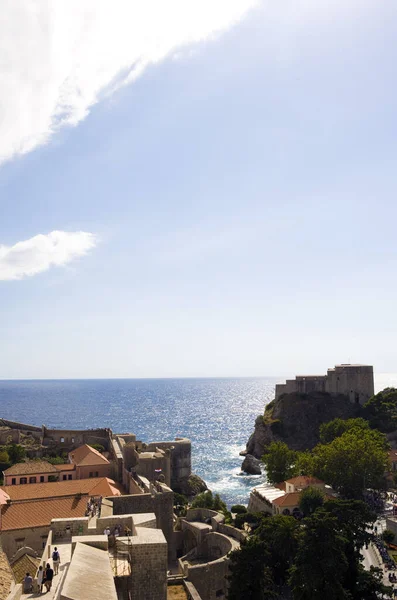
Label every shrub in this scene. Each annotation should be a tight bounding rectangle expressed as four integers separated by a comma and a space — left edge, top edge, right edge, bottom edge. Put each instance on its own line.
231, 505, 247, 514
91, 444, 105, 453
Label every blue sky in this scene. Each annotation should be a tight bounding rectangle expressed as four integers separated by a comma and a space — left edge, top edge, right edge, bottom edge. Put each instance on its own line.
1, 0, 397, 378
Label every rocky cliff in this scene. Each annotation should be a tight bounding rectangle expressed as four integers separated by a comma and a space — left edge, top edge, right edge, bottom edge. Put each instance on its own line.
245, 391, 361, 459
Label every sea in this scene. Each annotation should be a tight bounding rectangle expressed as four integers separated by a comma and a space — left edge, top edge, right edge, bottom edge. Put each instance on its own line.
0, 374, 395, 507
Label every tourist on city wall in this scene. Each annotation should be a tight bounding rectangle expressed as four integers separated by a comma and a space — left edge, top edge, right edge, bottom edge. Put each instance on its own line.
37, 565, 44, 593
23, 573, 33, 593
44, 563, 54, 592
52, 547, 61, 575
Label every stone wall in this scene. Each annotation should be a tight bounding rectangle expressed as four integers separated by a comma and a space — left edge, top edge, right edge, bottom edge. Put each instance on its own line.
127, 531, 167, 600
275, 364, 374, 405
109, 483, 174, 559
146, 438, 191, 490
2, 525, 50, 559
180, 533, 238, 600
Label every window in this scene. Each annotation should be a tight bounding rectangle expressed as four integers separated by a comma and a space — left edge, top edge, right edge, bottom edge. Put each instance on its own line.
40, 476, 45, 482
20, 477, 27, 484
89, 472, 93, 478
29, 477, 36, 484
15, 538, 25, 550
68, 474, 72, 480
11, 478, 16, 485
60, 437, 65, 443
95, 471, 99, 477
63, 475, 67, 480
71, 437, 75, 443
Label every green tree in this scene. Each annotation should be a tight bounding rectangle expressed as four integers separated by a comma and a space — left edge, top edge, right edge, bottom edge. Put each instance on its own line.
295, 451, 314, 476
364, 387, 397, 432
355, 566, 392, 599
0, 450, 10, 464
319, 418, 370, 444
312, 428, 389, 498
231, 505, 247, 514
298, 486, 324, 517
262, 441, 297, 485
289, 510, 349, 600
91, 443, 105, 453
228, 515, 299, 599
7, 444, 26, 464
323, 499, 376, 597
228, 538, 277, 600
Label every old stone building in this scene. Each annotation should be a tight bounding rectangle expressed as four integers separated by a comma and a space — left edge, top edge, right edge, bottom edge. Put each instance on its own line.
275, 364, 374, 405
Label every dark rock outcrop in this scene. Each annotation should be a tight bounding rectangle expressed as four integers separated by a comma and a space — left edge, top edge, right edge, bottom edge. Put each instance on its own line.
241, 454, 262, 475
176, 473, 208, 497
246, 391, 361, 459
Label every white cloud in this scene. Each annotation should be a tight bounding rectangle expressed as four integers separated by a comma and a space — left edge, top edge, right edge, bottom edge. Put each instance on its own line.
0, 231, 97, 281
0, 0, 258, 165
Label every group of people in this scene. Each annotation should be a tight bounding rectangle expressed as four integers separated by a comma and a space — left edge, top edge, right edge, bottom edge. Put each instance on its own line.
23, 547, 60, 594
388, 572, 397, 583
85, 496, 101, 518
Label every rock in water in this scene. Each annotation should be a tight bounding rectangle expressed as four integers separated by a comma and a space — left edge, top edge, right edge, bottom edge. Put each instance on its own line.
241, 454, 262, 475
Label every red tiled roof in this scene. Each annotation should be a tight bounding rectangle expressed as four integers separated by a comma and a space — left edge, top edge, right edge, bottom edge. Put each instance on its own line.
284, 476, 324, 486
54, 464, 76, 471
69, 445, 109, 467
3, 461, 58, 476
0, 478, 119, 502
0, 496, 87, 531
273, 492, 302, 507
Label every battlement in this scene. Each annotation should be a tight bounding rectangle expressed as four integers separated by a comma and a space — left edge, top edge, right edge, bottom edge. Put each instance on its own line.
275, 364, 374, 405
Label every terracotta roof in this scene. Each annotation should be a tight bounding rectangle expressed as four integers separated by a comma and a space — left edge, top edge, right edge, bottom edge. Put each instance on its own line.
275, 482, 287, 491
0, 478, 121, 502
285, 476, 324, 487
10, 554, 39, 584
54, 464, 76, 471
89, 479, 124, 497
0, 550, 13, 600
69, 445, 109, 467
273, 492, 302, 507
0, 496, 87, 531
3, 461, 58, 476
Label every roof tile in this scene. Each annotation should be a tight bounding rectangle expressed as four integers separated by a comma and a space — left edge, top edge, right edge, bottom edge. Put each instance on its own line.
1, 496, 87, 531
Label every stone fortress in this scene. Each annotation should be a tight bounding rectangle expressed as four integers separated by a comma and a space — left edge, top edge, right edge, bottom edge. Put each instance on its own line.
275, 363, 374, 405
0, 419, 241, 600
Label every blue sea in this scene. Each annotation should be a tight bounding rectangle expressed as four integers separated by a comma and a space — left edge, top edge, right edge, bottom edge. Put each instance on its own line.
0, 374, 394, 506
0, 377, 277, 506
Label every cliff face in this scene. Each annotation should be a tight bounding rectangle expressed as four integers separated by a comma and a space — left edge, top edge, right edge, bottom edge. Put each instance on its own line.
245, 391, 360, 458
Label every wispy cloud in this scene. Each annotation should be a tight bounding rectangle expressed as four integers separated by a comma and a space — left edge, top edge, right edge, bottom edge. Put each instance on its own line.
0, 231, 97, 281
1, 0, 257, 165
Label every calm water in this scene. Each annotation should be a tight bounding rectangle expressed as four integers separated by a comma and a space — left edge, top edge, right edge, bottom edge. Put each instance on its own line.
0, 378, 277, 506
0, 374, 393, 506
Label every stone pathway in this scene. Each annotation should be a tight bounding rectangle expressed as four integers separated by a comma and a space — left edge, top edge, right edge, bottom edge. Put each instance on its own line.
22, 542, 72, 599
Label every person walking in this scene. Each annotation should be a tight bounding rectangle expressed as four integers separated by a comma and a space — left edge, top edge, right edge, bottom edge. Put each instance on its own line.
52, 547, 61, 575
37, 565, 44, 594
44, 563, 54, 592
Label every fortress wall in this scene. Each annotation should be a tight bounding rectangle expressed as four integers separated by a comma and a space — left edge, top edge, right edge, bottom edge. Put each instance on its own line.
42, 427, 111, 451
327, 365, 374, 405
276, 365, 374, 405
146, 439, 192, 490
0, 419, 42, 432
110, 484, 174, 558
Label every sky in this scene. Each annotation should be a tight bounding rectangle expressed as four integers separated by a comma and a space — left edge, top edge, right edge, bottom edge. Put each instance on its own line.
1, 0, 397, 379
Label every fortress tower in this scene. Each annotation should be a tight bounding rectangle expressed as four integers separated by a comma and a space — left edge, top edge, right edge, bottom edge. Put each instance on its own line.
275, 364, 374, 405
